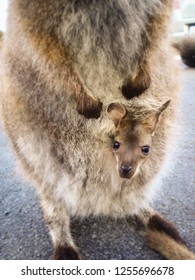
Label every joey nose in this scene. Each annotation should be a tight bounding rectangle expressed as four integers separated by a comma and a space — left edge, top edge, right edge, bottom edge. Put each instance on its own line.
120, 165, 133, 176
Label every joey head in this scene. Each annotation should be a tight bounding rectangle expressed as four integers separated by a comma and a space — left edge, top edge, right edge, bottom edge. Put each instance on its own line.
107, 101, 171, 179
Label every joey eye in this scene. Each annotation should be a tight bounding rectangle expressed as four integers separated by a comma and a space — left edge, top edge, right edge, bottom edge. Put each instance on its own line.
141, 145, 150, 155
113, 141, 120, 150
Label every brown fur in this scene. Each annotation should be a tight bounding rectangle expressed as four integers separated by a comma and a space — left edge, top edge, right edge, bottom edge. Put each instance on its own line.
30, 35, 103, 118
145, 230, 195, 260
53, 246, 81, 260
173, 36, 195, 68
0, 31, 3, 48
106, 101, 170, 180
0, 0, 194, 260
122, 0, 173, 98
148, 214, 186, 245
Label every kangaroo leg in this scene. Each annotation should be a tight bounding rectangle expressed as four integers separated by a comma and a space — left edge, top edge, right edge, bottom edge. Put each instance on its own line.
135, 209, 195, 260
39, 191, 81, 260
53, 246, 80, 260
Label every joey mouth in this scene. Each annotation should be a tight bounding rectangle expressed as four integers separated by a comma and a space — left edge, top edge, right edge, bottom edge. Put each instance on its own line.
118, 164, 137, 179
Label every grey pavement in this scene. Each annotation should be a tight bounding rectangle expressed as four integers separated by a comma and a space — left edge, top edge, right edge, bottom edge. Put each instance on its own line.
0, 61, 194, 260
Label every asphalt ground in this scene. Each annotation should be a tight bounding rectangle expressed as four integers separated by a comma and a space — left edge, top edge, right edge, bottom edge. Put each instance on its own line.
0, 60, 194, 260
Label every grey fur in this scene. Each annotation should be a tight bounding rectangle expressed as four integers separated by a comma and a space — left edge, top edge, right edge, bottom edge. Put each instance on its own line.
1, 0, 194, 259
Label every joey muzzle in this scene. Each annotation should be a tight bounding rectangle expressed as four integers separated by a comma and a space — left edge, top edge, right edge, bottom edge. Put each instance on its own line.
118, 163, 135, 179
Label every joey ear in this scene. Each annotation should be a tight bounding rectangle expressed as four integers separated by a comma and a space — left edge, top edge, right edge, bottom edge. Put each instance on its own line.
106, 102, 127, 127
142, 100, 171, 136
158, 99, 171, 114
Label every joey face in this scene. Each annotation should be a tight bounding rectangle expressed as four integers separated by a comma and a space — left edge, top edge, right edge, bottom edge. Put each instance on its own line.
106, 100, 170, 180
111, 124, 152, 179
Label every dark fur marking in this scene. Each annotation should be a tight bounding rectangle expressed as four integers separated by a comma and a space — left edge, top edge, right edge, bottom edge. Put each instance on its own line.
174, 38, 195, 68
149, 214, 186, 245
122, 83, 148, 99
76, 94, 103, 119
121, 70, 151, 99
181, 55, 195, 68
53, 245, 80, 260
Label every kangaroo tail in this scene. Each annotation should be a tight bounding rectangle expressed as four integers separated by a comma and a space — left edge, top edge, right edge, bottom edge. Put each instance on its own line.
145, 214, 195, 260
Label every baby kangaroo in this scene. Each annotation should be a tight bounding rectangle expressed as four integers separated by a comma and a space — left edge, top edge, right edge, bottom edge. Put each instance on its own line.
107, 101, 171, 180
106, 101, 195, 260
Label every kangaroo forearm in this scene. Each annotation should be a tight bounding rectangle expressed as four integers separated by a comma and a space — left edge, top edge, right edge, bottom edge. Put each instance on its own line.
39, 39, 102, 118
122, 0, 173, 99
10, 31, 102, 119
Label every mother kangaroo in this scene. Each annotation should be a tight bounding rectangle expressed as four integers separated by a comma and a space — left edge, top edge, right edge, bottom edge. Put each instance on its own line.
0, 0, 194, 259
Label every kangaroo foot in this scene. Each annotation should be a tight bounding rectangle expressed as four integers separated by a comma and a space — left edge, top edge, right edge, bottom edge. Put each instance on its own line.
53, 245, 81, 260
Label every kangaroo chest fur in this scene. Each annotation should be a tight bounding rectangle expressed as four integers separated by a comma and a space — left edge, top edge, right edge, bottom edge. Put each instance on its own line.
6, 0, 165, 103
58, 0, 163, 101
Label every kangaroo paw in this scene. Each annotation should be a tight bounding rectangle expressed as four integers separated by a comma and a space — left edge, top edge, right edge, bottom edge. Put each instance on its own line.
77, 94, 103, 119
122, 67, 151, 99
53, 245, 81, 260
